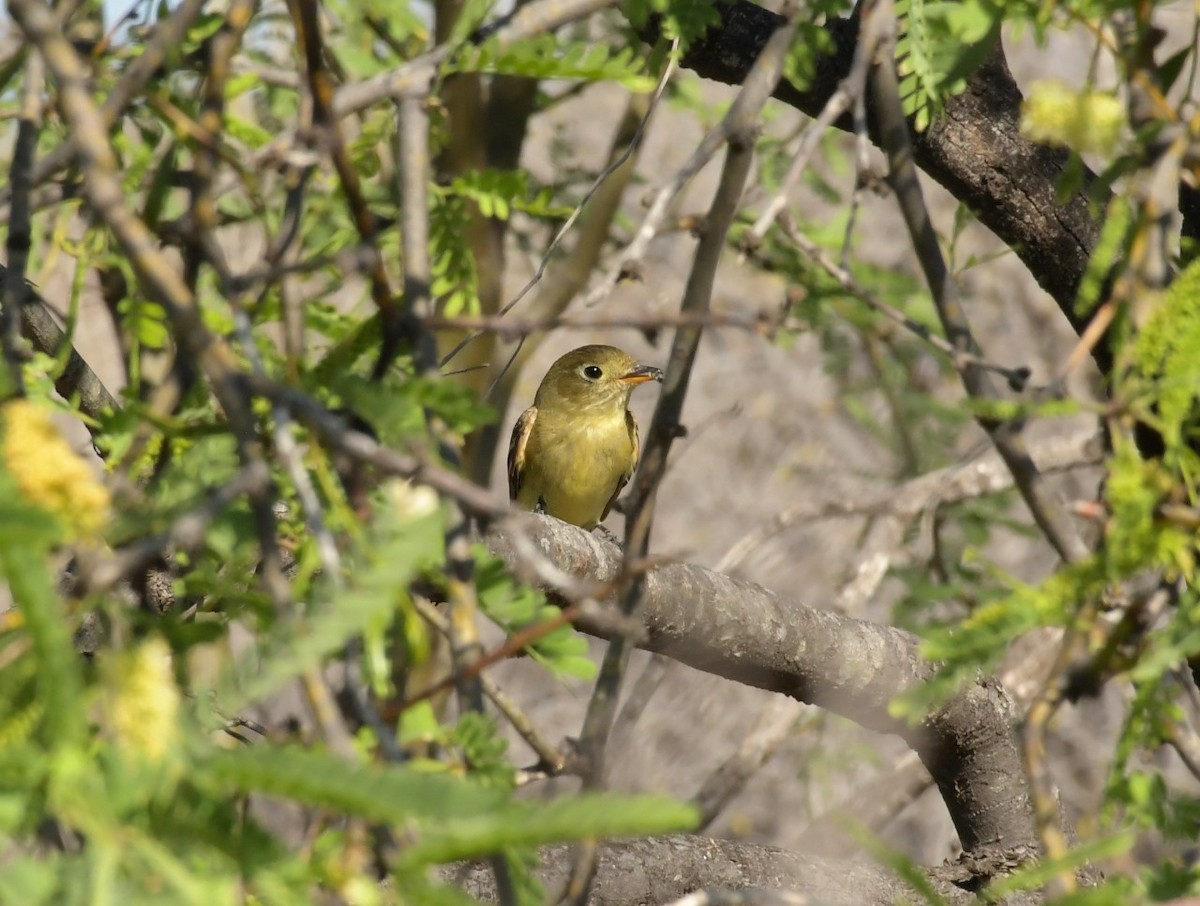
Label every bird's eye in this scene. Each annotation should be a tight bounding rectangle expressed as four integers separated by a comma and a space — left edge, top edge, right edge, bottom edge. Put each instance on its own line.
583, 365, 603, 380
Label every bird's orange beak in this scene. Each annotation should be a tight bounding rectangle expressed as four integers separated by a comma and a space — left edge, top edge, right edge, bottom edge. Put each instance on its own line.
618, 364, 664, 385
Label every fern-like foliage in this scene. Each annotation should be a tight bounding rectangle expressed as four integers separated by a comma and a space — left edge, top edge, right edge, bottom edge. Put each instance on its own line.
1134, 257, 1200, 474
430, 191, 481, 316
449, 35, 657, 92
895, 0, 1003, 131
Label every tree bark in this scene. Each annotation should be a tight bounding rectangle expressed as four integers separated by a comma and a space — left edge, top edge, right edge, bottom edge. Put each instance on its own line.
653, 4, 1110, 372
447, 834, 1044, 905
448, 835, 952, 905
487, 516, 1039, 868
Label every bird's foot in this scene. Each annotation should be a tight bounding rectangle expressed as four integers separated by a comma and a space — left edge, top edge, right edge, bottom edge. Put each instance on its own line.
593, 524, 622, 546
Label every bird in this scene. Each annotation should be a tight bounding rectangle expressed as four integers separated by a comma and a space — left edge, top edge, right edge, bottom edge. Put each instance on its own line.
507, 345, 663, 530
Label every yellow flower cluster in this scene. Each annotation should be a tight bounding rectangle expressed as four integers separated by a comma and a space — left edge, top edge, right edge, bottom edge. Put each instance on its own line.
107, 638, 180, 763
1020, 80, 1125, 156
2, 400, 110, 540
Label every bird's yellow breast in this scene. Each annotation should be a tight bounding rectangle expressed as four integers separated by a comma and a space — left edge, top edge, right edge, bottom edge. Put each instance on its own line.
518, 409, 635, 529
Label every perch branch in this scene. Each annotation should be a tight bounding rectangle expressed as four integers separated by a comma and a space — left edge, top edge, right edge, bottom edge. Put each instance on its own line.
486, 514, 1040, 867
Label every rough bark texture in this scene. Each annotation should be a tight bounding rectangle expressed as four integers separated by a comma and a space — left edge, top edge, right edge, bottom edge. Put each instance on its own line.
446, 835, 987, 906
659, 3, 1108, 368
487, 516, 1038, 862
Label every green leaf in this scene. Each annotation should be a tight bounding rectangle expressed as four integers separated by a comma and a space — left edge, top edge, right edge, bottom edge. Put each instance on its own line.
1, 548, 85, 748
1134, 256, 1200, 458
430, 192, 480, 316
215, 501, 444, 710
625, 0, 724, 48
474, 549, 594, 678
450, 36, 656, 92
142, 143, 179, 231
201, 744, 510, 820
0, 851, 64, 906
896, 0, 1002, 131
225, 114, 273, 150
396, 792, 699, 867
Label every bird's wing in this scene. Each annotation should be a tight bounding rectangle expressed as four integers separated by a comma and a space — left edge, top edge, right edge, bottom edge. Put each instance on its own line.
602, 410, 640, 520
507, 406, 537, 501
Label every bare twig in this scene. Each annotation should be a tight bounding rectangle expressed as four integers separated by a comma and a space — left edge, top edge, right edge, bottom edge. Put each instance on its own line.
409, 594, 566, 773
610, 652, 671, 750
864, 0, 1091, 568
230, 245, 379, 295
392, 90, 489, 725
716, 429, 1104, 580
286, 0, 407, 379
267, 167, 315, 373
11, 0, 288, 612
75, 461, 271, 595
744, 7, 879, 245
254, 378, 510, 516
10, 274, 119, 422
772, 215, 1031, 389
0, 49, 45, 395
691, 697, 806, 830
0, 0, 211, 218
561, 10, 799, 903
431, 308, 780, 340
332, 0, 624, 115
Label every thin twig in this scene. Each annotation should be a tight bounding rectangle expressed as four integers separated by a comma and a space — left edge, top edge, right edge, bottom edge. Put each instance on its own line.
409, 595, 565, 773
431, 308, 781, 340
439, 45, 678, 371
716, 429, 1104, 578
691, 697, 805, 830
11, 0, 289, 613
560, 8, 800, 903
188, 0, 354, 752
332, 0, 625, 115
286, 0, 405, 379
609, 653, 671, 751
773, 214, 1030, 390
75, 461, 272, 595
864, 0, 1090, 568
0, 0, 211, 218
11, 275, 119, 422
1, 49, 45, 395
396, 97, 439, 374
744, 14, 878, 245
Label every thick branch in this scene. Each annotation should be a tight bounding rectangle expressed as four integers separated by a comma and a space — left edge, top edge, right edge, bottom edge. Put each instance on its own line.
0, 264, 119, 422
487, 516, 1037, 863
447, 835, 989, 906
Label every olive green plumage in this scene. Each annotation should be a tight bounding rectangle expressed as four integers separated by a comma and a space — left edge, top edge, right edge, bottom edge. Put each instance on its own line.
507, 345, 662, 529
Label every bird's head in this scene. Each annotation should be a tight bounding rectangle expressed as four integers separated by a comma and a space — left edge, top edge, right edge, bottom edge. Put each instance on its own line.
534, 345, 663, 413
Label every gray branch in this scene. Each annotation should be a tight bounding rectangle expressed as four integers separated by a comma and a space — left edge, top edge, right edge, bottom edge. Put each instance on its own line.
487, 515, 1039, 864
447, 834, 1040, 906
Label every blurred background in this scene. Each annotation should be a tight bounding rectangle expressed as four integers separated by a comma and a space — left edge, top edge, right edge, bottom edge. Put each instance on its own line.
22, 0, 1197, 872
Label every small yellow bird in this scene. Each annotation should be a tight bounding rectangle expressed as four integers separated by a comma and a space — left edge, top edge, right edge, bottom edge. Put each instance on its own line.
507, 345, 663, 530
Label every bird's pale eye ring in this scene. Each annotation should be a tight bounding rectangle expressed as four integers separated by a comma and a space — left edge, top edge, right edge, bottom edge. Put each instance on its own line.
582, 365, 603, 380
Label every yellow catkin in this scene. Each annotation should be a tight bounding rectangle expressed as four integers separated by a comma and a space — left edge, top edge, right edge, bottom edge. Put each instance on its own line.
1, 400, 110, 540
1020, 80, 1125, 156
107, 638, 180, 763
